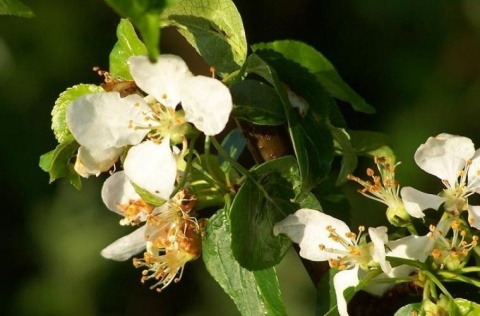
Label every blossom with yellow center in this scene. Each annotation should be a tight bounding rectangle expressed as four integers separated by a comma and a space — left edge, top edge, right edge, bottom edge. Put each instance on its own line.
414, 133, 480, 228
273, 208, 392, 316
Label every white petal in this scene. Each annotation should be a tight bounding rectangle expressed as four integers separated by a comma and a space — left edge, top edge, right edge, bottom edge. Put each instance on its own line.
124, 140, 177, 200
74, 146, 123, 178
400, 187, 445, 218
129, 55, 192, 108
414, 134, 474, 185
273, 208, 351, 262
101, 225, 146, 261
387, 234, 433, 262
181, 75, 233, 135
101, 171, 142, 215
468, 205, 480, 229
333, 267, 360, 316
67, 92, 150, 150
468, 150, 480, 191
369, 226, 391, 274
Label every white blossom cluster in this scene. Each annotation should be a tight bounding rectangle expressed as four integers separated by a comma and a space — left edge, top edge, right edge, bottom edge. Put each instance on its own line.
274, 133, 480, 316
66, 54, 232, 290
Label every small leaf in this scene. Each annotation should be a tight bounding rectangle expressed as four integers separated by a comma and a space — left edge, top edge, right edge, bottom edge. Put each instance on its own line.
0, 0, 34, 18
252, 40, 375, 114
130, 181, 166, 206
105, 0, 177, 61
456, 298, 480, 315
349, 130, 391, 156
109, 18, 148, 79
230, 156, 323, 270
203, 210, 288, 316
39, 135, 82, 189
51, 84, 104, 143
231, 79, 285, 126
160, 0, 247, 76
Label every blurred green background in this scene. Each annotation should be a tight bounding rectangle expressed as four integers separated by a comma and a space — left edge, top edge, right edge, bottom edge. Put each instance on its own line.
2, 0, 480, 315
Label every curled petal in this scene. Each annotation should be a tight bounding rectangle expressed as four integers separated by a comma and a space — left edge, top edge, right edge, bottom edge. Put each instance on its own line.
101, 171, 142, 215
401, 187, 445, 218
414, 133, 474, 185
129, 55, 192, 108
67, 92, 150, 150
74, 146, 123, 178
467, 205, 480, 229
333, 266, 360, 316
369, 226, 391, 274
101, 225, 146, 261
181, 75, 233, 136
124, 139, 177, 200
273, 208, 350, 262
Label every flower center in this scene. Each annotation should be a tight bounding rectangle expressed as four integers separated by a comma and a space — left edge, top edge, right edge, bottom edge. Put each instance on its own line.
319, 225, 371, 270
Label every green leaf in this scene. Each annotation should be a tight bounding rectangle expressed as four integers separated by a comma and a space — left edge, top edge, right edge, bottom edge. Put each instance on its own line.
51, 84, 104, 143
219, 127, 246, 172
316, 269, 340, 316
109, 18, 148, 79
39, 135, 81, 189
203, 210, 288, 316
105, 0, 177, 61
0, 0, 34, 18
252, 40, 375, 114
329, 126, 357, 185
243, 54, 334, 200
456, 299, 480, 315
349, 130, 390, 156
231, 79, 285, 126
130, 181, 166, 206
160, 0, 247, 76
230, 156, 322, 270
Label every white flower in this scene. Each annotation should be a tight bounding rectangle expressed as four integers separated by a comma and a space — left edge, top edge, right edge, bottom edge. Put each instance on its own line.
348, 157, 443, 221
67, 92, 151, 177
100, 140, 178, 261
414, 133, 480, 228
273, 209, 391, 316
129, 55, 232, 136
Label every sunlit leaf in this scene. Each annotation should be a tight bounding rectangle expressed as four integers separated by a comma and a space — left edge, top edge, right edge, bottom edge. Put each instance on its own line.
51, 84, 104, 143
160, 0, 247, 76
0, 0, 34, 18
39, 135, 81, 189
109, 18, 147, 79
252, 40, 375, 114
203, 210, 288, 316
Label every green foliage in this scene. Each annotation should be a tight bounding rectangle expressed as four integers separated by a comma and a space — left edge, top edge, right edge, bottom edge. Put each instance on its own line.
0, 0, 34, 18
104, 0, 177, 61
203, 210, 288, 316
219, 127, 246, 172
109, 18, 147, 79
243, 54, 334, 200
230, 79, 285, 126
160, 0, 247, 77
39, 135, 81, 189
51, 84, 104, 143
394, 298, 480, 316
252, 40, 375, 114
316, 269, 340, 316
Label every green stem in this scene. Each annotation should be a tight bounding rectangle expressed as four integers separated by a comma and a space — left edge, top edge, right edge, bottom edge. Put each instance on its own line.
172, 134, 198, 197
210, 136, 287, 215
459, 266, 480, 273
438, 271, 480, 288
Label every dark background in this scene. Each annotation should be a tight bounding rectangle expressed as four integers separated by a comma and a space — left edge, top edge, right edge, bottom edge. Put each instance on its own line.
2, 1, 480, 315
